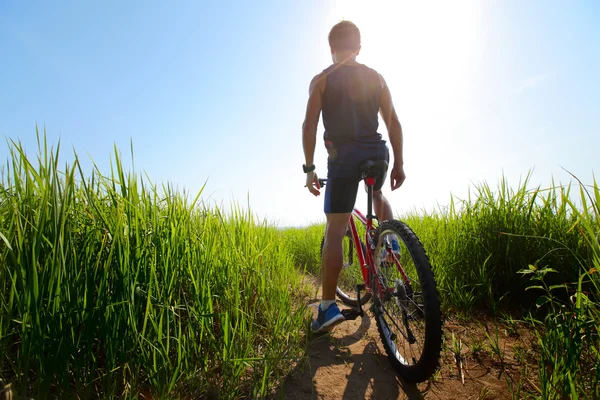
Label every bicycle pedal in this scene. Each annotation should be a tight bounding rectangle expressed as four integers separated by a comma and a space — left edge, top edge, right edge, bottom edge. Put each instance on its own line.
341, 308, 362, 321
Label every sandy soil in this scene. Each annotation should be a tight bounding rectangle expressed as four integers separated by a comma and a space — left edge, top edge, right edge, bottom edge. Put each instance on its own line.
276, 299, 539, 400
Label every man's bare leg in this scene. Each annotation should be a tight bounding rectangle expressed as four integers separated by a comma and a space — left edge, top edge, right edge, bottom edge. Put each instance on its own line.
373, 189, 401, 262
373, 190, 394, 221
311, 212, 350, 332
321, 212, 352, 300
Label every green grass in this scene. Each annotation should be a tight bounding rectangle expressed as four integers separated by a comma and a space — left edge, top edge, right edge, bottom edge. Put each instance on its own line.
280, 224, 367, 296
1, 133, 598, 399
403, 173, 595, 312
0, 135, 310, 399
280, 224, 324, 276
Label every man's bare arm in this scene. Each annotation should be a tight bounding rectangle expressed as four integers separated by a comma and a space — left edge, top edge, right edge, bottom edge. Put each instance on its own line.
379, 74, 403, 166
302, 72, 326, 167
379, 74, 406, 190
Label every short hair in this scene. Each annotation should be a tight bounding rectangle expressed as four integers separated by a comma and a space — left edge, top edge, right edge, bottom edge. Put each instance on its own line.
328, 21, 361, 52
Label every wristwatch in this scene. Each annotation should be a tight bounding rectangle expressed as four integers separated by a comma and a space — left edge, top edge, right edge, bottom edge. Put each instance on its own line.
303, 164, 315, 173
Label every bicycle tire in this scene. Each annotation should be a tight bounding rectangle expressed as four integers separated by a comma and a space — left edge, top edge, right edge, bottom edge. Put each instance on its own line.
320, 230, 373, 307
371, 220, 442, 383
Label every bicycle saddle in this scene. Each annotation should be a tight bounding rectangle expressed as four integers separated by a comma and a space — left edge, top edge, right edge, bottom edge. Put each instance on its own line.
358, 159, 389, 179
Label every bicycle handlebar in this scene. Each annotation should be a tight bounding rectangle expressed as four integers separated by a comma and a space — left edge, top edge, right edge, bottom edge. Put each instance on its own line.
305, 178, 327, 188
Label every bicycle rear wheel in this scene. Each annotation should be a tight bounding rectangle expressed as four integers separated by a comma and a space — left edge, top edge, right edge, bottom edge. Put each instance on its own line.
371, 220, 442, 383
320, 230, 372, 307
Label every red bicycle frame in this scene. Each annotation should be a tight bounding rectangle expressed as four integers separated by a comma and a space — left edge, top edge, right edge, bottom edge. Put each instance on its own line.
346, 177, 412, 299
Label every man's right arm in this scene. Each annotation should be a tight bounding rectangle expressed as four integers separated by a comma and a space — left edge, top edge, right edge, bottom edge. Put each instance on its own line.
302, 72, 326, 196
379, 74, 406, 190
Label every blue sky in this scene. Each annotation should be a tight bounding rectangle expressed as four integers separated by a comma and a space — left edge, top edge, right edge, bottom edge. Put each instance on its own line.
1, 0, 598, 226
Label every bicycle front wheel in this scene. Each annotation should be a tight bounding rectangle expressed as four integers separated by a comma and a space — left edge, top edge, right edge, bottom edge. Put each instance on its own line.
320, 230, 372, 307
371, 220, 442, 383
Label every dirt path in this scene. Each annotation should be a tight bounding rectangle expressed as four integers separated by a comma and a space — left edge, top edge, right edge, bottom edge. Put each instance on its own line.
277, 292, 539, 399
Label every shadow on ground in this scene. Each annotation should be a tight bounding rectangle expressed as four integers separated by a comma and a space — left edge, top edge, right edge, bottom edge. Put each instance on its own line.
275, 307, 426, 400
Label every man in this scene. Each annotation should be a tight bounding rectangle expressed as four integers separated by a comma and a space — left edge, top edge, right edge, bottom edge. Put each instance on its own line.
302, 21, 406, 333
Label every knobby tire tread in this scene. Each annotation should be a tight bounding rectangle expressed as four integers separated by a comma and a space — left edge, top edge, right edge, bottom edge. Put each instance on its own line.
372, 219, 443, 383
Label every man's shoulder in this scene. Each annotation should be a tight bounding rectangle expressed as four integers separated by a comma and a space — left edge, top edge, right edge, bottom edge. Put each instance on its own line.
355, 63, 380, 75
309, 69, 329, 93
312, 69, 329, 81
316, 64, 337, 79
362, 65, 385, 89
369, 67, 386, 83
353, 63, 385, 90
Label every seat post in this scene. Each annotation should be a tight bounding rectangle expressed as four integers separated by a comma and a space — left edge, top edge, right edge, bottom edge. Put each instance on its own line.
358, 160, 387, 223
366, 177, 375, 221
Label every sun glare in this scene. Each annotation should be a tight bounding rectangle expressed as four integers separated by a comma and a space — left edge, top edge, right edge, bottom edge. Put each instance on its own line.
326, 0, 485, 209
330, 0, 483, 118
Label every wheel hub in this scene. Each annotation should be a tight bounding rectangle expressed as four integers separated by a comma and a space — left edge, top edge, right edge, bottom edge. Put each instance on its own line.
394, 279, 409, 309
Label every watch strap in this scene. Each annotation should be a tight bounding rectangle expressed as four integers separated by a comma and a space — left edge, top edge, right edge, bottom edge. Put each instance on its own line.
303, 164, 315, 173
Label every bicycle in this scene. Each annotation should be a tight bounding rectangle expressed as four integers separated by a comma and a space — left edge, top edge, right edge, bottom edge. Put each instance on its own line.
318, 159, 443, 383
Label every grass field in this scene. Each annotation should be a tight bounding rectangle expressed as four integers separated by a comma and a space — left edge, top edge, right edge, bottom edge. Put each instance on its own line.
0, 138, 310, 399
1, 138, 598, 398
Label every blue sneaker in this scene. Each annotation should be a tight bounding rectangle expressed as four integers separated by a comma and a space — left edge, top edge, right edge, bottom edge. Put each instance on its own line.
391, 239, 401, 254
311, 303, 345, 333
382, 238, 401, 266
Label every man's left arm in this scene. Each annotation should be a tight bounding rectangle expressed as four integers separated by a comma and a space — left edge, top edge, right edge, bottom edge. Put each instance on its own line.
302, 72, 325, 196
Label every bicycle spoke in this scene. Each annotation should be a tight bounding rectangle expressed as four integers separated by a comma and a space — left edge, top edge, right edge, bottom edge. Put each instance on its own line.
380, 300, 411, 343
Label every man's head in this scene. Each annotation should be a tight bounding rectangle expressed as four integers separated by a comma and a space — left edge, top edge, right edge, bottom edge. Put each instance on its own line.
328, 21, 361, 62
